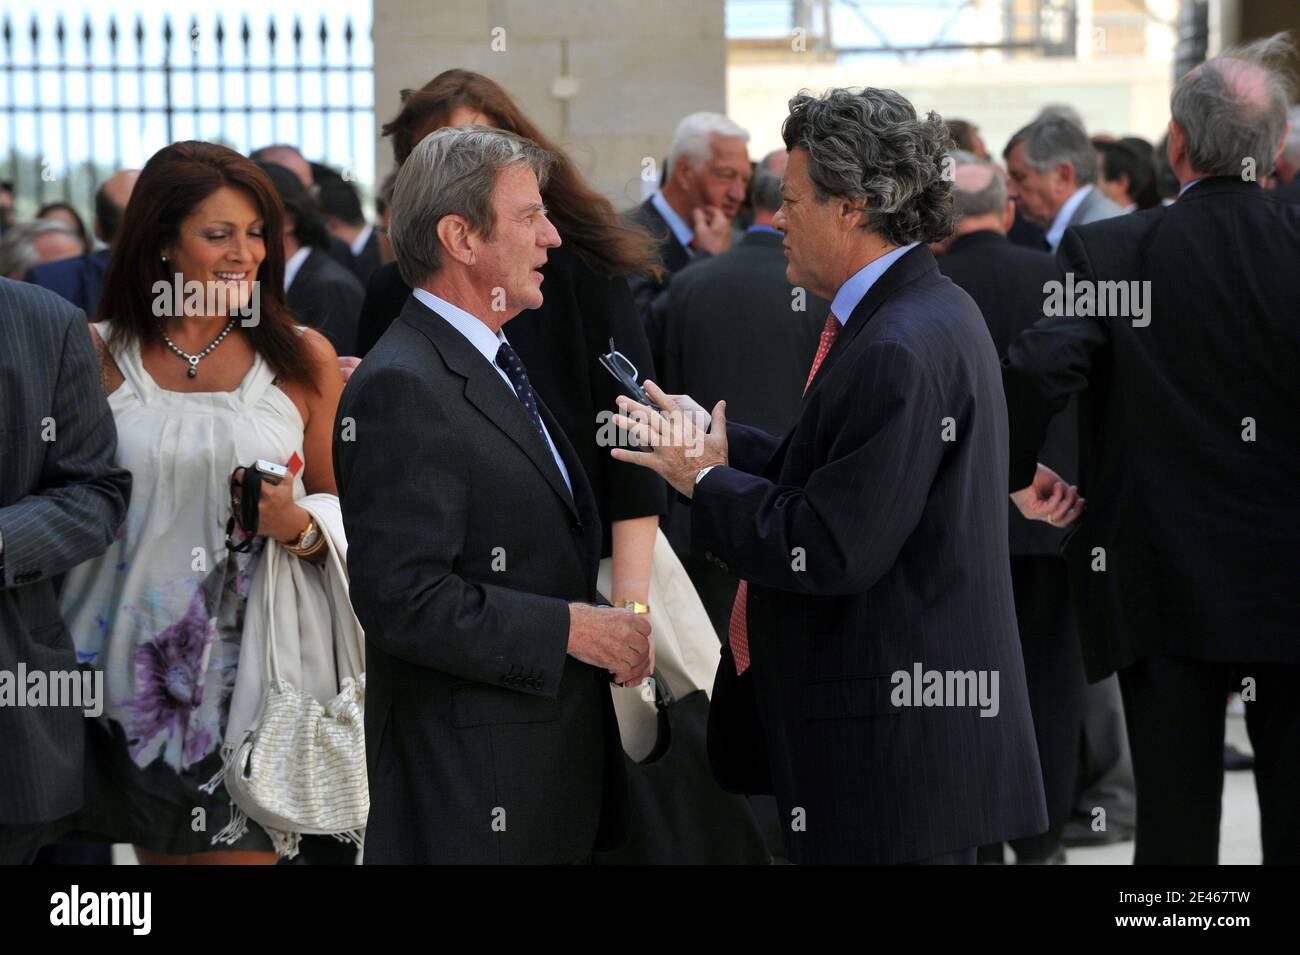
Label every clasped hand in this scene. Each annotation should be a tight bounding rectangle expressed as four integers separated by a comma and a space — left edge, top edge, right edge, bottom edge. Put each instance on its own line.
1011, 463, 1085, 527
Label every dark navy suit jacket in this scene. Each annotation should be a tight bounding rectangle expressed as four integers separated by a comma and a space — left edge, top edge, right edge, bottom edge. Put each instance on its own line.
694, 245, 1047, 863
26, 249, 111, 317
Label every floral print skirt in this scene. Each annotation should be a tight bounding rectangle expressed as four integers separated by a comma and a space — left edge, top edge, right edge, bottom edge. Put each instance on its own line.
64, 544, 274, 855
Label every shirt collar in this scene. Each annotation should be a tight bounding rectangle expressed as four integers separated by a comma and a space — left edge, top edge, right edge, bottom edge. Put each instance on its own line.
284, 245, 312, 291
412, 287, 508, 367
1045, 185, 1093, 251
829, 242, 919, 325
746, 224, 780, 235
650, 189, 694, 251
349, 223, 373, 257
1177, 178, 1202, 198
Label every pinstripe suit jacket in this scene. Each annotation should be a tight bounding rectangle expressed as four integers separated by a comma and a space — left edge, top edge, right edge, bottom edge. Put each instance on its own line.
693, 246, 1048, 863
0, 278, 130, 825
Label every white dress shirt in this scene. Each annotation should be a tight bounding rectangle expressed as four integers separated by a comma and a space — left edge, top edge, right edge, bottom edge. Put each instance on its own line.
411, 287, 573, 497
283, 246, 311, 292
349, 224, 374, 257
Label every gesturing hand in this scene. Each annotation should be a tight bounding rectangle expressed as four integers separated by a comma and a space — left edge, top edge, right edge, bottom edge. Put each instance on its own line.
1011, 463, 1085, 527
610, 379, 728, 498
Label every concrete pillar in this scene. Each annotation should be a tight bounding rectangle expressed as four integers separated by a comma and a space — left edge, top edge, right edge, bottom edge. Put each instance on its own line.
372, 0, 727, 209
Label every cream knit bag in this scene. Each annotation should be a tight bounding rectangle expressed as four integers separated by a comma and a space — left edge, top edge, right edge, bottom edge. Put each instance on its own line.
202, 498, 367, 858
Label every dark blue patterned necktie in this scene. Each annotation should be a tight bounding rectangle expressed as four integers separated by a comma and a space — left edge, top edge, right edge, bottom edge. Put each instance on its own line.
494, 341, 548, 446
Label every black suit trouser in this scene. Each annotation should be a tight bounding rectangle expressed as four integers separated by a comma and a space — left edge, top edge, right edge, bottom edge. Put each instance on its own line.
1118, 655, 1300, 864
1008, 555, 1086, 859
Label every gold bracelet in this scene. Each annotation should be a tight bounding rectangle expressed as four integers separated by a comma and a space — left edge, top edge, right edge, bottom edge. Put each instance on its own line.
617, 600, 650, 614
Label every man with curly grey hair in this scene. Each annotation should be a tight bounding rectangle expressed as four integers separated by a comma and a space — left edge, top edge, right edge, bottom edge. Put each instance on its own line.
612, 87, 1054, 864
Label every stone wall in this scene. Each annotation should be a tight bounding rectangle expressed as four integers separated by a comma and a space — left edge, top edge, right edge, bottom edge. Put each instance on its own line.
372, 0, 727, 209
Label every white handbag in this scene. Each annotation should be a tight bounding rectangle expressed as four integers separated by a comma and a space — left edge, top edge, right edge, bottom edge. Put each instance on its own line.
602, 529, 722, 761
208, 526, 368, 858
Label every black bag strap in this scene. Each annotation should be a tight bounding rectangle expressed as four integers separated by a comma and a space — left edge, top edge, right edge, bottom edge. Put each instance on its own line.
224, 465, 263, 553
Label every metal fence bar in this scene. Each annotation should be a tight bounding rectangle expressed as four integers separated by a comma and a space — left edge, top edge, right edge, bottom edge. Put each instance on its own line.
82, 17, 95, 216
3, 18, 16, 195
0, 11, 373, 220
29, 17, 43, 205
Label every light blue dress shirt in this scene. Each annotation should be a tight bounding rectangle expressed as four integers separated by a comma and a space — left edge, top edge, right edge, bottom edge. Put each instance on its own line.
1045, 184, 1093, 252
412, 287, 573, 497
829, 242, 919, 324
650, 189, 695, 257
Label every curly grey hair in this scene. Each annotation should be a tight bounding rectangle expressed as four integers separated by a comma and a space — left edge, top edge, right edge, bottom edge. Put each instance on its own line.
781, 87, 955, 246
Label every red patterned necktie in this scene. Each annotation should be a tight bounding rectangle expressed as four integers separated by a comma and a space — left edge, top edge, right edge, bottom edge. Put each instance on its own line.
728, 311, 841, 675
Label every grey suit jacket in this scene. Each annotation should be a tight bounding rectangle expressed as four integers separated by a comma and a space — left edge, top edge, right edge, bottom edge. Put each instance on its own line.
0, 278, 130, 825
1068, 186, 1124, 229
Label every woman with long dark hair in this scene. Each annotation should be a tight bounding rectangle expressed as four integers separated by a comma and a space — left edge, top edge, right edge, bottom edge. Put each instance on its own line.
58, 141, 344, 864
355, 70, 669, 668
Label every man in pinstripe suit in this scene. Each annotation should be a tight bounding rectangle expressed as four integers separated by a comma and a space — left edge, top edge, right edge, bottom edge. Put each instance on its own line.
0, 277, 131, 863
614, 89, 1063, 864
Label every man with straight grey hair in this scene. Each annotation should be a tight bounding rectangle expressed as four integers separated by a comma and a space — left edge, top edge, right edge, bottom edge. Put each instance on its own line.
937, 153, 1085, 864
626, 111, 751, 319
1008, 114, 1136, 850
334, 125, 649, 863
1003, 33, 1300, 864
1004, 114, 1122, 250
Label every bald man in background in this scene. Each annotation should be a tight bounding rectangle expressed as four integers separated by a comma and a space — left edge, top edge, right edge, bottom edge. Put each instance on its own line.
1002, 36, 1300, 863
26, 169, 139, 316
251, 144, 315, 188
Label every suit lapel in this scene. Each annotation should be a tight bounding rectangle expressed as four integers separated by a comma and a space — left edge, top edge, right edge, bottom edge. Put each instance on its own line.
762, 245, 939, 475
642, 198, 691, 272
400, 296, 581, 520
810, 245, 937, 389
539, 398, 602, 579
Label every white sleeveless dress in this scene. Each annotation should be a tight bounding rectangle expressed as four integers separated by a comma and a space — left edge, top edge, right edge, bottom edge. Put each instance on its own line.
59, 323, 305, 851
